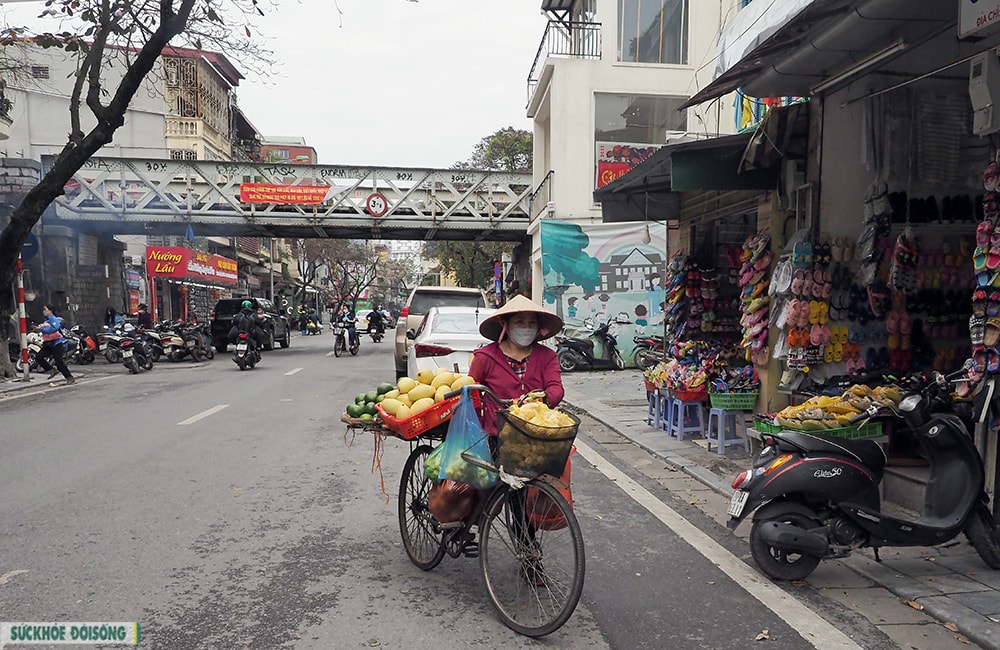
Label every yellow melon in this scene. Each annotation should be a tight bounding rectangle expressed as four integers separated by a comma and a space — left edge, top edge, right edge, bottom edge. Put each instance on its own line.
431, 372, 455, 389
434, 385, 450, 403
397, 393, 413, 407
397, 377, 417, 394
383, 389, 400, 400
416, 368, 435, 385
395, 404, 411, 420
450, 374, 475, 390
380, 398, 402, 416
407, 383, 436, 402
411, 397, 435, 414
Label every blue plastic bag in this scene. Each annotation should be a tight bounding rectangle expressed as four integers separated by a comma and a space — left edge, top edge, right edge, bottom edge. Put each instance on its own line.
438, 387, 497, 490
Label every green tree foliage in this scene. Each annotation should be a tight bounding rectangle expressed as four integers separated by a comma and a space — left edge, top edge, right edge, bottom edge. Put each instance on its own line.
0, 0, 272, 377
425, 127, 530, 290
462, 126, 532, 172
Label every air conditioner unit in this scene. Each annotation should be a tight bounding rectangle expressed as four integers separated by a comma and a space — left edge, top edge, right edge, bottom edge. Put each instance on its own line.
970, 50, 1000, 135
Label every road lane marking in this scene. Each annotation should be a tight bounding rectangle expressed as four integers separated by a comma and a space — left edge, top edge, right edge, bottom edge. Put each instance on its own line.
573, 439, 862, 650
177, 404, 230, 426
284, 368, 303, 376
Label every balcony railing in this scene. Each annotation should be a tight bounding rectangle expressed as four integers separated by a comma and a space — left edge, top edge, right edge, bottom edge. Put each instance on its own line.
529, 170, 555, 221
527, 21, 602, 102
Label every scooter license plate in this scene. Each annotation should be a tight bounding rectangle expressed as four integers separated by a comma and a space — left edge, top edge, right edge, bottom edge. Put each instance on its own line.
99, 343, 107, 351
123, 349, 133, 358
236, 343, 248, 351
727, 490, 749, 517
186, 340, 196, 347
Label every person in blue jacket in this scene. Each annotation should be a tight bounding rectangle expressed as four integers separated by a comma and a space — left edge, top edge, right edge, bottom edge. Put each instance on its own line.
34, 303, 75, 384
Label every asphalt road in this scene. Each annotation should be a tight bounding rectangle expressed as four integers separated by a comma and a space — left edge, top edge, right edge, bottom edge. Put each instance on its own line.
0, 334, 908, 649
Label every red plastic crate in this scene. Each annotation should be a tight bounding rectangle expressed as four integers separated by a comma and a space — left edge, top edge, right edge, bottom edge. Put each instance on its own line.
375, 390, 482, 440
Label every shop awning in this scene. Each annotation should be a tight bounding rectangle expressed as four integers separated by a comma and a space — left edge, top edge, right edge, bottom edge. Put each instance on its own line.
680, 0, 961, 110
595, 132, 780, 223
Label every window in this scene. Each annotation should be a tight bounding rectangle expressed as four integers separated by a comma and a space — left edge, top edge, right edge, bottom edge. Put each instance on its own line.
30, 66, 49, 79
594, 93, 686, 189
169, 150, 197, 161
618, 0, 688, 65
271, 148, 290, 161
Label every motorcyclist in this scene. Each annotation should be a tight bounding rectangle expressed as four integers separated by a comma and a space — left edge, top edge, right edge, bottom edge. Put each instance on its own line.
338, 305, 359, 347
366, 306, 386, 336
230, 300, 266, 351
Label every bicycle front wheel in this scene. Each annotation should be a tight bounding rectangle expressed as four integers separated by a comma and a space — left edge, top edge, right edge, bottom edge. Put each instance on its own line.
479, 480, 585, 637
398, 444, 446, 570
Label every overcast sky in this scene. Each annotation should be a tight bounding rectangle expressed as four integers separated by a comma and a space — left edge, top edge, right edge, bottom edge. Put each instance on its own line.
1, 0, 549, 169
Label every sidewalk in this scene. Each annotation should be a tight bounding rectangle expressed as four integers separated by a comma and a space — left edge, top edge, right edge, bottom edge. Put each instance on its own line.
562, 369, 1000, 650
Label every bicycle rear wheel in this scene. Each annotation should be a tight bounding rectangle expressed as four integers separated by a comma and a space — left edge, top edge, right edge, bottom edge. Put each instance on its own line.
398, 444, 446, 570
479, 480, 585, 637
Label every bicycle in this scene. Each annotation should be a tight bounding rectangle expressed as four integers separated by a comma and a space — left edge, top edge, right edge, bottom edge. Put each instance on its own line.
395, 385, 585, 637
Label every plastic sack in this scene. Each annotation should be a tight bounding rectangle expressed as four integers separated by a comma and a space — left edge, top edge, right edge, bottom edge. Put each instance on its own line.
427, 480, 477, 523
423, 443, 445, 481
438, 387, 497, 490
525, 446, 575, 531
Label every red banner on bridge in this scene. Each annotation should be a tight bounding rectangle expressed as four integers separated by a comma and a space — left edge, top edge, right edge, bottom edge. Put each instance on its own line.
146, 246, 238, 286
239, 183, 332, 204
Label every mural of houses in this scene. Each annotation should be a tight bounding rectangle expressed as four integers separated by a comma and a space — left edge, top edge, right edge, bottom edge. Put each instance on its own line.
599, 248, 664, 293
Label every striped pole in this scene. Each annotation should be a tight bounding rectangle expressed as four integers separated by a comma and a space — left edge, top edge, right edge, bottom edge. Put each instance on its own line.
15, 253, 29, 380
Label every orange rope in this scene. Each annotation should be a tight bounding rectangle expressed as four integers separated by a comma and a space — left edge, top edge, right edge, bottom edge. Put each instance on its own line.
371, 431, 390, 504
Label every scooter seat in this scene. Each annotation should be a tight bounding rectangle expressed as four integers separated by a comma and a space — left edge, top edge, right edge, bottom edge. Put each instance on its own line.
775, 430, 887, 472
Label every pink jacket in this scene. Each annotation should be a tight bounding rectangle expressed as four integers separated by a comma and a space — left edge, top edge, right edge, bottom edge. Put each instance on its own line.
468, 342, 565, 435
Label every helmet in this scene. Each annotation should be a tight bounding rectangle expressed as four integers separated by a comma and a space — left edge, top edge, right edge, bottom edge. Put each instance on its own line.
242, 300, 253, 309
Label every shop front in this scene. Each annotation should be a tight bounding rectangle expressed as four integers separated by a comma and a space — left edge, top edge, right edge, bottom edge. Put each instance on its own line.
674, 1, 1000, 512
145, 246, 238, 323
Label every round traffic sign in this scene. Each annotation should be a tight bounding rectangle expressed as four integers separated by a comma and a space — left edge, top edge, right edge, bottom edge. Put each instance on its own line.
366, 192, 389, 217
21, 233, 39, 262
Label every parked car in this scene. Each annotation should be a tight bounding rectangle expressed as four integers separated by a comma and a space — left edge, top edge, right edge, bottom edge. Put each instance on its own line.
405, 306, 495, 377
209, 297, 291, 353
394, 286, 489, 378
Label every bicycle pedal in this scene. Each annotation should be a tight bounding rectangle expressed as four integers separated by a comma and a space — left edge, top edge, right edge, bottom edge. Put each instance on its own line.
461, 541, 479, 558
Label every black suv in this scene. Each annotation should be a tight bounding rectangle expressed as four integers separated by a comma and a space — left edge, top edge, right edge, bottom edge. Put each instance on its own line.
210, 298, 291, 353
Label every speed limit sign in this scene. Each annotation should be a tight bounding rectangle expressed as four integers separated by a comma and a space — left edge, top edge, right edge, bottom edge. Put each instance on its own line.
366, 192, 389, 217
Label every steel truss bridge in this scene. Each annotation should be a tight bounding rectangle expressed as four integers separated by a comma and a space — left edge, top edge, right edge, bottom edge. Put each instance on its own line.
49, 158, 534, 242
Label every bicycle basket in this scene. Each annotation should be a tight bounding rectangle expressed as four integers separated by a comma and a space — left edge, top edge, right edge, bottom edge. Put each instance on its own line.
495, 408, 579, 478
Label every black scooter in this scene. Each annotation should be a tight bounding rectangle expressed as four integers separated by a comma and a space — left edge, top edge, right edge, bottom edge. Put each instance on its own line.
728, 370, 1000, 581
555, 320, 625, 372
232, 331, 260, 370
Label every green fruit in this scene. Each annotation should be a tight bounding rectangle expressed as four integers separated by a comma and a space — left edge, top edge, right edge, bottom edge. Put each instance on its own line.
364, 390, 379, 403
376, 394, 386, 403
346, 404, 364, 418
355, 393, 366, 404
364, 402, 377, 415
360, 413, 373, 421
377, 382, 395, 395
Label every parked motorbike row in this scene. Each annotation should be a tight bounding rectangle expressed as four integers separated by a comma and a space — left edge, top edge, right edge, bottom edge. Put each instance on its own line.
8, 320, 216, 376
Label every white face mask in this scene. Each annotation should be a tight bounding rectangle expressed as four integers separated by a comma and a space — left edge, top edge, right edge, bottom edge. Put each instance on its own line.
508, 326, 538, 347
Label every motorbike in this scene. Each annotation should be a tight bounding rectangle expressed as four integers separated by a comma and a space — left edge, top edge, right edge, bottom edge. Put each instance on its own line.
727, 369, 1000, 581
65, 324, 96, 365
332, 321, 359, 357
556, 319, 626, 372
305, 320, 323, 335
231, 330, 260, 370
631, 334, 664, 370
98, 324, 125, 363
368, 321, 384, 343
120, 330, 153, 374
140, 326, 167, 363
13, 331, 42, 373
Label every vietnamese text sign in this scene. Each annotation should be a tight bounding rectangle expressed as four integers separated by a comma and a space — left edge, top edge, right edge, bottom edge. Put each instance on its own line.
239, 183, 332, 205
146, 246, 238, 286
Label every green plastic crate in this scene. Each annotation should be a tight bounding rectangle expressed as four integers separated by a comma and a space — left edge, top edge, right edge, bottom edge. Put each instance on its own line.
752, 418, 882, 439
709, 392, 758, 410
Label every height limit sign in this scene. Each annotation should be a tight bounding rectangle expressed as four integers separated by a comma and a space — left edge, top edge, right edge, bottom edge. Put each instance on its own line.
366, 192, 389, 217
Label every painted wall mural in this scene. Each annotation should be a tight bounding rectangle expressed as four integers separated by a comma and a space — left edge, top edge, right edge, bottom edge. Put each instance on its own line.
540, 220, 670, 366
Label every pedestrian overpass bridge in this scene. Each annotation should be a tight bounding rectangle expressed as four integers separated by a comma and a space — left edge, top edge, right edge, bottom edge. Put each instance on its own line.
49, 157, 535, 242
